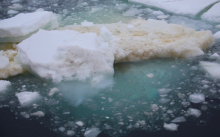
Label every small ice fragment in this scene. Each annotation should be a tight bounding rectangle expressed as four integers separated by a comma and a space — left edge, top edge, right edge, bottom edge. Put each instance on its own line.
210, 53, 220, 59
147, 73, 154, 78
84, 128, 101, 137
108, 98, 113, 102
0, 80, 11, 93
15, 91, 41, 107
100, 26, 115, 42
187, 108, 201, 117
81, 20, 93, 26
58, 127, 66, 132
163, 123, 178, 131
189, 93, 205, 103
123, 8, 143, 16
213, 31, 220, 39
63, 112, 70, 114
200, 61, 220, 79
48, 87, 59, 96
151, 104, 159, 111
76, 121, 84, 126
20, 112, 30, 118
7, 10, 19, 15
159, 98, 170, 104
152, 10, 164, 15
31, 111, 45, 117
157, 15, 169, 19
67, 130, 75, 136
158, 88, 171, 95
171, 116, 186, 123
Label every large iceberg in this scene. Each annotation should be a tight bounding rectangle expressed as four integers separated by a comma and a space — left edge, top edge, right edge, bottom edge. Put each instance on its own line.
62, 19, 214, 62
16, 29, 114, 83
128, 0, 219, 16
0, 11, 59, 42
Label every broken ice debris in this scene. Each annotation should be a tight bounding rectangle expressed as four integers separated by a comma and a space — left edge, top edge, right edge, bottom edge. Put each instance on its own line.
16, 29, 114, 83
0, 11, 59, 42
31, 111, 45, 117
187, 108, 201, 117
171, 116, 186, 123
189, 93, 205, 103
15, 91, 42, 107
214, 31, 220, 39
129, 0, 219, 17
200, 61, 220, 79
84, 128, 101, 137
163, 123, 178, 131
201, 2, 220, 23
0, 80, 11, 93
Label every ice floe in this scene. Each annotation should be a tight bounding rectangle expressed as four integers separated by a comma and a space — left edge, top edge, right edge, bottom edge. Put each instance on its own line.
187, 108, 201, 117
0, 80, 11, 93
0, 11, 59, 42
201, 2, 220, 23
62, 19, 214, 63
189, 93, 205, 103
16, 29, 114, 83
200, 61, 220, 79
163, 123, 178, 131
129, 0, 219, 16
15, 91, 42, 107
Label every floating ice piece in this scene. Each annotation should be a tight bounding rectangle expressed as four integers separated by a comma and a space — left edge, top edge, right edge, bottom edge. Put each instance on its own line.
210, 53, 220, 59
15, 91, 42, 107
187, 108, 201, 117
0, 11, 59, 42
147, 73, 154, 78
163, 123, 178, 131
7, 10, 19, 15
81, 20, 93, 26
16, 29, 114, 83
48, 87, 59, 96
158, 88, 171, 95
0, 80, 11, 93
31, 111, 45, 117
157, 15, 169, 20
171, 116, 186, 123
129, 0, 219, 16
200, 61, 220, 79
8, 4, 23, 10
189, 93, 205, 103
67, 130, 75, 136
123, 8, 143, 16
214, 31, 220, 39
152, 10, 164, 15
84, 128, 101, 137
58, 127, 66, 132
61, 19, 214, 63
76, 121, 84, 126
20, 112, 30, 118
11, 0, 22, 3
0, 49, 24, 79
201, 2, 220, 23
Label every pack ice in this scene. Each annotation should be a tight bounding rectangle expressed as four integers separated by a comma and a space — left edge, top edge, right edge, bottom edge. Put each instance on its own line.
62, 19, 214, 62
0, 11, 59, 42
16, 29, 114, 83
128, 0, 219, 16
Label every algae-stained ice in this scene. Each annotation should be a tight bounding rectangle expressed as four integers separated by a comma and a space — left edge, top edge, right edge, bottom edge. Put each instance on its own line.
0, 11, 59, 42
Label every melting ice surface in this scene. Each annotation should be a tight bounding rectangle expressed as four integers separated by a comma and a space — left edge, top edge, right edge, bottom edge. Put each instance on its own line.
1, 0, 220, 137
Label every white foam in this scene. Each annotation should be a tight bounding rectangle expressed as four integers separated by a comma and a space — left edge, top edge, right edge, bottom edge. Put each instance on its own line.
84, 128, 101, 137
200, 61, 220, 79
163, 123, 178, 131
0, 80, 11, 93
31, 111, 45, 117
129, 0, 219, 16
214, 31, 220, 39
189, 93, 205, 103
15, 91, 42, 107
16, 29, 114, 83
201, 2, 220, 23
0, 11, 59, 42
187, 108, 201, 117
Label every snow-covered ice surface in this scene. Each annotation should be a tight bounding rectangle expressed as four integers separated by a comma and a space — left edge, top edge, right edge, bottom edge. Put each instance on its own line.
1, 0, 220, 137
201, 2, 220, 23
129, 0, 219, 17
0, 11, 59, 42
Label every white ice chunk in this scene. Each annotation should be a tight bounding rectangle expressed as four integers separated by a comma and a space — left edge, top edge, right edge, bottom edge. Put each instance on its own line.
16, 29, 114, 83
123, 8, 143, 16
8, 4, 23, 10
15, 91, 42, 107
31, 111, 45, 117
100, 26, 115, 42
187, 108, 201, 117
152, 10, 164, 15
200, 61, 220, 79
163, 123, 178, 131
76, 121, 84, 126
7, 10, 19, 15
81, 20, 93, 26
67, 130, 75, 136
84, 128, 101, 137
0, 80, 11, 93
58, 127, 66, 132
201, 2, 220, 23
147, 73, 154, 78
129, 0, 219, 16
48, 87, 59, 96
214, 31, 220, 39
158, 88, 171, 95
0, 11, 59, 42
157, 15, 169, 20
171, 116, 186, 123
20, 112, 30, 118
189, 93, 205, 103
210, 53, 220, 59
